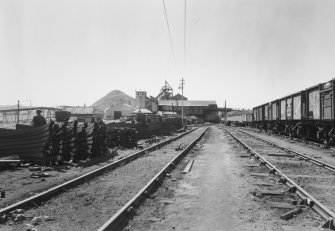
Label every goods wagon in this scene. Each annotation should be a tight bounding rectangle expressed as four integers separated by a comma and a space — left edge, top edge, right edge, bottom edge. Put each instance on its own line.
252, 78, 335, 145
227, 114, 244, 123
244, 114, 253, 126
227, 113, 253, 126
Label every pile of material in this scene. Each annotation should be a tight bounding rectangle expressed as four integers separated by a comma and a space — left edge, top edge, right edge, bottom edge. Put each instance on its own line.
0, 125, 50, 162
0, 121, 107, 165
160, 117, 182, 135
90, 121, 107, 158
106, 127, 137, 149
47, 121, 106, 164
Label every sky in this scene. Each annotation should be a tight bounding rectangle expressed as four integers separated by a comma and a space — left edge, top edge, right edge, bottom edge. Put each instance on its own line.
1, 0, 335, 109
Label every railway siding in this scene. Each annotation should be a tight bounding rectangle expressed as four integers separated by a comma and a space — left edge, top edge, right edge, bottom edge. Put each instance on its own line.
0, 127, 207, 231
0, 129, 195, 209
223, 126, 335, 228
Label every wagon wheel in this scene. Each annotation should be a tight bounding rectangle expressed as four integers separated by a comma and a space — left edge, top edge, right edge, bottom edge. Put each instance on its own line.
289, 132, 294, 140
324, 138, 330, 148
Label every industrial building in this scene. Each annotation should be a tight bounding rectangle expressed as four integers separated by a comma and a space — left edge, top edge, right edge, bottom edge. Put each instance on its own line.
158, 99, 220, 122
135, 91, 158, 113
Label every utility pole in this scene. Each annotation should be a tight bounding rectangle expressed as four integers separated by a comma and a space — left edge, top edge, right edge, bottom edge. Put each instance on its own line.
179, 78, 185, 125
29, 100, 31, 120
17, 100, 20, 124
225, 100, 227, 124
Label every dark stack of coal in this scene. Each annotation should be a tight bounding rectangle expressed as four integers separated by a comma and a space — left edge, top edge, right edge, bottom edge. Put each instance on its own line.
105, 127, 120, 148
106, 127, 137, 149
90, 121, 107, 158
85, 123, 95, 159
119, 128, 137, 148
47, 121, 78, 164
74, 123, 90, 161
0, 124, 50, 163
45, 120, 108, 163
43, 121, 55, 165
49, 122, 65, 164
62, 121, 76, 161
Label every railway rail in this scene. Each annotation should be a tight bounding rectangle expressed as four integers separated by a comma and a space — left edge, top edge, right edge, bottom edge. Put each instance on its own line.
221, 126, 335, 230
0, 126, 207, 230
98, 127, 208, 231
0, 128, 195, 213
236, 128, 335, 173
244, 126, 332, 150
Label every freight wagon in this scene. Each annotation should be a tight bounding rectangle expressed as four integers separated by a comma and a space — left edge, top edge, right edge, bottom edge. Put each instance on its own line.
227, 114, 253, 126
253, 79, 335, 145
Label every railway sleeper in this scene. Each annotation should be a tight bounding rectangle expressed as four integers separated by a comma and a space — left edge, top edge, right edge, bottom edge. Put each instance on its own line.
322, 218, 335, 230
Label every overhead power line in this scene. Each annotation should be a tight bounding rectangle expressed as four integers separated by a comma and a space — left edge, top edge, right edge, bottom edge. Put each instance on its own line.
184, 0, 187, 74
162, 0, 177, 69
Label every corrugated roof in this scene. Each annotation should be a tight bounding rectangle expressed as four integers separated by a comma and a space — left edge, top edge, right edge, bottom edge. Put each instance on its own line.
132, 108, 152, 114
159, 100, 216, 107
65, 107, 94, 114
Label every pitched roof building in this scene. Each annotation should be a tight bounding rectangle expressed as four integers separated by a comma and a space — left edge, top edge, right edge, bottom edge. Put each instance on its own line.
158, 99, 219, 122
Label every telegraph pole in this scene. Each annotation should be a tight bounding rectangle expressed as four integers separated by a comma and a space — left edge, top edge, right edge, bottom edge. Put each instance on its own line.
180, 78, 185, 125
224, 100, 227, 124
17, 100, 20, 124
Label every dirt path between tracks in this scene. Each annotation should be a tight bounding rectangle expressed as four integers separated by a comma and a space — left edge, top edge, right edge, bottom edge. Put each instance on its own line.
126, 126, 323, 231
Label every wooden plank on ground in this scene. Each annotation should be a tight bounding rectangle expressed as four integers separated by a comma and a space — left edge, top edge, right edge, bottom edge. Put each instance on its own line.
267, 153, 295, 157
239, 155, 250, 158
267, 202, 295, 209
255, 182, 275, 187
183, 159, 194, 174
250, 173, 269, 177
259, 190, 285, 196
281, 226, 320, 231
244, 164, 260, 168
312, 156, 322, 159
280, 208, 303, 220
0, 160, 21, 163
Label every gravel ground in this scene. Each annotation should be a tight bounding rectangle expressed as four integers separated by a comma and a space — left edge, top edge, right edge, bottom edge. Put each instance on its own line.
124, 126, 323, 231
225, 127, 335, 217
0, 127, 207, 231
0, 134, 182, 209
240, 127, 335, 166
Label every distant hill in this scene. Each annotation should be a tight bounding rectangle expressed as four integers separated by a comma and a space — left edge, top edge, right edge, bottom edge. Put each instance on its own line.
91, 90, 136, 110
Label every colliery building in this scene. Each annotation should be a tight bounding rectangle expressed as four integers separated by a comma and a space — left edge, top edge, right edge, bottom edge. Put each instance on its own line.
158, 99, 219, 122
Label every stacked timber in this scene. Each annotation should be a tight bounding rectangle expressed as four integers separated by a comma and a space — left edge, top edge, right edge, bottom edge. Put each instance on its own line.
85, 122, 95, 159
46, 121, 107, 163
74, 123, 90, 161
49, 122, 66, 164
60, 121, 77, 162
0, 115, 183, 164
90, 122, 107, 158
0, 124, 50, 162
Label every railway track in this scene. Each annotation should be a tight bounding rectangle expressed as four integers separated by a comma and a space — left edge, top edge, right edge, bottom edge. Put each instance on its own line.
236, 128, 335, 173
0, 127, 207, 231
243, 126, 332, 150
220, 126, 335, 229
